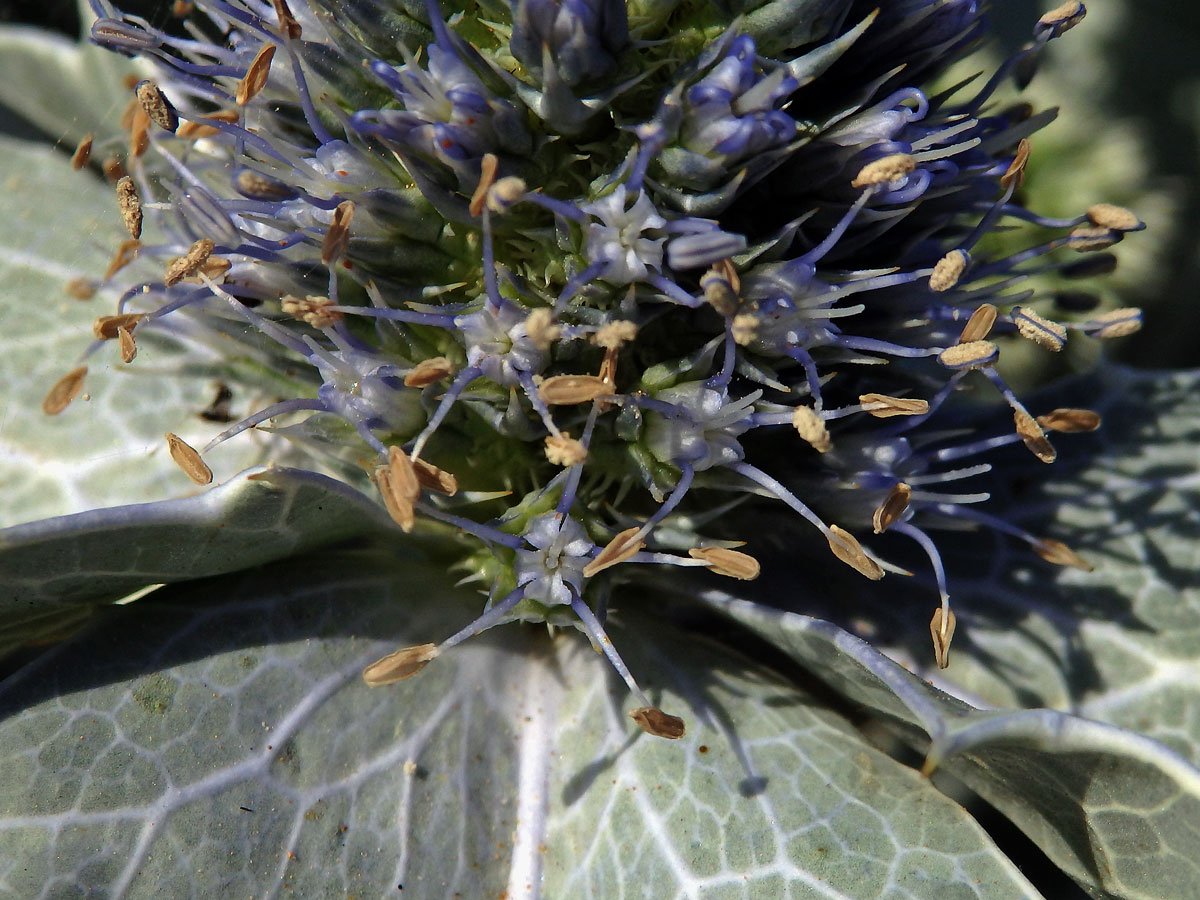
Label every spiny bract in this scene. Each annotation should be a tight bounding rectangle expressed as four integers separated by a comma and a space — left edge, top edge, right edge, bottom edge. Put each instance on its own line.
63, 0, 1140, 737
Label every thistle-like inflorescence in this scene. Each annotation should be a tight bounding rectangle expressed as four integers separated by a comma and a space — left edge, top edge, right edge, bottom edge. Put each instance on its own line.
60, 0, 1140, 738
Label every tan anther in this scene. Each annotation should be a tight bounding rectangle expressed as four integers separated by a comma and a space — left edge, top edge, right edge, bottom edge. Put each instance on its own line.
929, 607, 957, 669
119, 96, 138, 132
235, 170, 289, 200
1089, 307, 1142, 338
181, 255, 232, 284
271, 0, 302, 38
117, 325, 137, 363
938, 340, 997, 370
688, 547, 760, 580
732, 313, 758, 346
928, 249, 968, 292
376, 446, 419, 532
827, 525, 885, 580
1034, 538, 1093, 571
468, 153, 499, 217
524, 308, 561, 350
102, 155, 127, 182
237, 44, 276, 106
164, 237, 215, 287
1001, 138, 1031, 191
1069, 223, 1118, 251
42, 366, 87, 416
872, 482, 911, 534
135, 80, 177, 132
545, 433, 587, 466
630, 707, 686, 740
129, 106, 151, 157
1013, 307, 1067, 351
957, 303, 997, 344
104, 239, 141, 280
539, 374, 611, 405
66, 278, 96, 300
792, 406, 831, 453
582, 527, 644, 577
361, 643, 440, 686
93, 313, 145, 340
593, 320, 638, 350
71, 134, 94, 171
858, 393, 929, 417
165, 432, 213, 484
116, 176, 142, 239
177, 109, 239, 140
1086, 203, 1141, 232
172, 0, 194, 15
700, 262, 740, 315
486, 176, 527, 214
1014, 409, 1056, 463
1037, 408, 1101, 433
404, 356, 455, 387
321, 200, 355, 264
281, 295, 342, 329
1039, 1, 1085, 32
851, 153, 915, 188
597, 346, 619, 392
411, 457, 458, 496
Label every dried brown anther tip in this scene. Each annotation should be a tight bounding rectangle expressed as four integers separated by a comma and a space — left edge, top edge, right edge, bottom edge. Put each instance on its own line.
71, 134, 94, 171
858, 393, 929, 418
42, 366, 88, 416
165, 238, 215, 287
688, 547, 760, 580
1037, 408, 1101, 433
411, 457, 458, 496
281, 295, 342, 329
94, 313, 145, 340
957, 303, 997, 344
538, 374, 611, 406
928, 249, 968, 292
362, 643, 440, 686
66, 278, 97, 301
852, 153, 915, 188
583, 527, 644, 577
872, 482, 911, 534
135, 80, 177, 133
321, 200, 355, 264
630, 707, 686, 740
404, 356, 455, 387
102, 155, 127, 182
271, 0, 302, 38
545, 433, 587, 466
237, 44, 276, 106
1001, 138, 1031, 191
115, 176, 142, 239
469, 153, 500, 217
165, 432, 213, 484
177, 109, 239, 140
376, 445, 420, 532
117, 325, 137, 363
827, 525, 885, 580
1014, 409, 1057, 463
1034, 538, 1093, 571
792, 405, 831, 453
929, 607, 957, 669
105, 239, 142, 281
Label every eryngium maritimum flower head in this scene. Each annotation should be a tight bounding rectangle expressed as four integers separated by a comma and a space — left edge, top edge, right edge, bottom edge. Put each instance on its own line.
59, 0, 1139, 737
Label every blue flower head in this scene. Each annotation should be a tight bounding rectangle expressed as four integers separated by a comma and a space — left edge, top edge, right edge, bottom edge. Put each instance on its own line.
60, 0, 1143, 738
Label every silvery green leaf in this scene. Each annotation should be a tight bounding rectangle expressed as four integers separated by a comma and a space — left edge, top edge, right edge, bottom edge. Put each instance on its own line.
0, 551, 1044, 900
0, 3, 138, 144
0, 134, 283, 528
0, 466, 389, 654
705, 594, 1200, 900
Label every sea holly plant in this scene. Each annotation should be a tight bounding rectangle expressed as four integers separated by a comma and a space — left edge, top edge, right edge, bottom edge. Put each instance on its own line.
1, 0, 1198, 897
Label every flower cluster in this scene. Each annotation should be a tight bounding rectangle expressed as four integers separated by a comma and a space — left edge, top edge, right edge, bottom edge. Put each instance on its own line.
55, 0, 1142, 737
